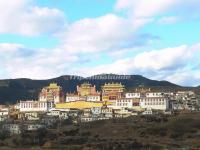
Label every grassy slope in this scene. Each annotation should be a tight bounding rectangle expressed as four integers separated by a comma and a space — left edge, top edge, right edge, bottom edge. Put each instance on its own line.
0, 112, 200, 150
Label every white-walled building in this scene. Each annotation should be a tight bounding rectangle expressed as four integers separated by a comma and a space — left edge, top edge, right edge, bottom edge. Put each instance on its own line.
113, 108, 134, 118
2, 124, 22, 135
116, 99, 133, 109
24, 112, 40, 121
125, 93, 140, 98
0, 108, 9, 116
109, 93, 169, 111
140, 96, 169, 110
0, 108, 9, 122
126, 87, 170, 111
109, 98, 133, 109
145, 92, 163, 97
101, 107, 113, 118
66, 94, 100, 102
86, 95, 101, 102
23, 124, 45, 131
66, 94, 80, 102
141, 108, 153, 115
19, 100, 54, 112
47, 108, 69, 119
91, 107, 101, 115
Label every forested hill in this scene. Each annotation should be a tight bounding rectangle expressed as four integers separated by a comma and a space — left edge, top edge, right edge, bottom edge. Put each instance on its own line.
0, 74, 187, 104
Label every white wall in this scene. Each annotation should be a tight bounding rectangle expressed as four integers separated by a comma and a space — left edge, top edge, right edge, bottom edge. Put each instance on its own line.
125, 93, 140, 98
140, 98, 169, 110
66, 96, 80, 102
110, 99, 133, 109
146, 92, 163, 98
19, 101, 53, 112
0, 111, 9, 116
87, 96, 101, 102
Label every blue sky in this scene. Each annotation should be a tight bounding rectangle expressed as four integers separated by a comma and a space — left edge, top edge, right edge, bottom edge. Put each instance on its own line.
0, 0, 200, 86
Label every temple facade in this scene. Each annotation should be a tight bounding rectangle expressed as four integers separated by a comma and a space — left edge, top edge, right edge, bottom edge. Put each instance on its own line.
102, 83, 125, 101
77, 82, 99, 96
39, 83, 64, 104
66, 83, 101, 102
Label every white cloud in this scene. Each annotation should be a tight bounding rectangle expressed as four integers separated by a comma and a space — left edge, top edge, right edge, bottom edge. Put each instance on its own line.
115, 0, 180, 18
59, 14, 152, 54
1, 42, 200, 86
115, 0, 200, 21
158, 16, 179, 24
133, 45, 192, 70
73, 43, 200, 86
0, 43, 79, 79
74, 58, 132, 77
0, 43, 23, 53
0, 0, 65, 36
165, 69, 200, 86
61, 14, 135, 53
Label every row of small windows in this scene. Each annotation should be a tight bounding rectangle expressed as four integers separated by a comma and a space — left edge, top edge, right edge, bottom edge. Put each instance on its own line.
66, 97, 79, 100
146, 93, 161, 96
141, 99, 165, 102
7, 125, 19, 129
101, 110, 112, 113
20, 103, 47, 108
145, 102, 164, 105
82, 118, 93, 121
66, 96, 100, 100
127, 93, 140, 96
117, 103, 128, 106
25, 113, 37, 116
126, 93, 161, 97
28, 125, 41, 129
88, 97, 100, 100
117, 100, 131, 102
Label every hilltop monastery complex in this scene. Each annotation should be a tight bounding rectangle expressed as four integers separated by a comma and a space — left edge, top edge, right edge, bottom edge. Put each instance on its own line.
19, 82, 169, 112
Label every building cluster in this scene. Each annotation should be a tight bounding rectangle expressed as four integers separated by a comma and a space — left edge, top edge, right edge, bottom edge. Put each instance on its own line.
0, 82, 200, 135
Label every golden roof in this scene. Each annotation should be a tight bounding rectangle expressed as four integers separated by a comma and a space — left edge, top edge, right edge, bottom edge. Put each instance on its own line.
48, 83, 61, 89
102, 82, 125, 88
79, 82, 94, 88
55, 101, 104, 109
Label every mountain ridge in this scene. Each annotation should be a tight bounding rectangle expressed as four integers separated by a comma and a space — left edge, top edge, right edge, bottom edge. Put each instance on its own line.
0, 74, 193, 104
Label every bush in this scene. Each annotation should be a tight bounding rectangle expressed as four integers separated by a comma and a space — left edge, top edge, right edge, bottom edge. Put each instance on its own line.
168, 117, 199, 138
0, 132, 7, 141
63, 129, 79, 136
144, 126, 167, 137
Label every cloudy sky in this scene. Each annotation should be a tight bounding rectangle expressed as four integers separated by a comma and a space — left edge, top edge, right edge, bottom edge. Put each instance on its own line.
0, 0, 200, 86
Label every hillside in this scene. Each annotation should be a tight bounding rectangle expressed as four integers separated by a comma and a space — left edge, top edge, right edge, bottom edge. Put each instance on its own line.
0, 112, 200, 149
0, 74, 184, 104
